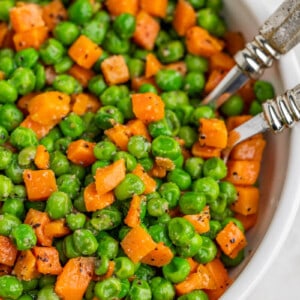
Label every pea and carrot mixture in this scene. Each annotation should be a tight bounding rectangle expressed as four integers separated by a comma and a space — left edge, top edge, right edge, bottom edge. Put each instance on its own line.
0, 0, 275, 299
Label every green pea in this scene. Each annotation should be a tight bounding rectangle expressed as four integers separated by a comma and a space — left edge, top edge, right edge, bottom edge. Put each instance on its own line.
194, 236, 217, 264
67, 0, 93, 25
184, 157, 204, 179
134, 264, 155, 281
18, 146, 36, 167
221, 217, 245, 233
167, 100, 192, 123
148, 224, 172, 247
0, 80, 18, 103
133, 48, 150, 60
66, 212, 86, 230
37, 285, 60, 300
176, 233, 203, 258
138, 83, 158, 94
152, 135, 181, 160
91, 160, 110, 175
95, 277, 122, 300
103, 30, 131, 54
0, 146, 12, 169
147, 197, 169, 217
113, 13, 136, 39
128, 135, 151, 159
34, 63, 46, 91
192, 177, 219, 203
119, 278, 130, 298
39, 276, 56, 289
14, 48, 39, 68
220, 94, 244, 116
24, 201, 45, 212
11, 224, 37, 250
54, 56, 74, 74
82, 19, 108, 44
91, 206, 122, 231
0, 48, 14, 58
197, 8, 226, 37
95, 105, 124, 129
57, 174, 81, 199
93, 141, 116, 161
0, 174, 13, 198
97, 235, 119, 259
155, 69, 183, 91
53, 21, 80, 46
183, 72, 206, 96
52, 74, 79, 95
189, 105, 215, 125
203, 157, 227, 180
155, 30, 171, 47
202, 220, 222, 240
10, 127, 38, 150
138, 157, 154, 172
59, 112, 85, 138
72, 228, 98, 256
0, 55, 15, 78
1, 198, 24, 218
179, 191, 206, 214
249, 100, 263, 116
88, 75, 107, 96
0, 103, 23, 132
150, 277, 175, 300
10, 184, 26, 199
185, 54, 208, 72
168, 217, 195, 246
219, 181, 237, 205
95, 255, 110, 276
127, 279, 152, 300
165, 109, 180, 136
0, 275, 23, 300
167, 168, 192, 191
159, 182, 180, 208
254, 80, 275, 102
113, 151, 137, 172
117, 96, 134, 120
128, 58, 145, 79
39, 38, 65, 65
49, 151, 70, 176
0, 213, 21, 236
114, 256, 135, 279
221, 249, 245, 267
148, 118, 173, 138
210, 196, 227, 214
54, 137, 72, 154
0, 0, 15, 21
114, 174, 145, 201
157, 40, 184, 63
45, 191, 72, 219
101, 85, 126, 106
178, 126, 198, 148
63, 235, 81, 258
22, 278, 39, 292
5, 154, 25, 184
162, 257, 190, 283
73, 193, 87, 212
178, 290, 209, 300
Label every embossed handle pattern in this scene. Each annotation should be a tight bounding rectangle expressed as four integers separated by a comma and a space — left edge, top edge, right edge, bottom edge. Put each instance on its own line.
259, 0, 300, 54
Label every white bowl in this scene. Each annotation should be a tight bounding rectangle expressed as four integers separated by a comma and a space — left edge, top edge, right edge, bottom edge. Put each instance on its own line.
221, 1, 300, 299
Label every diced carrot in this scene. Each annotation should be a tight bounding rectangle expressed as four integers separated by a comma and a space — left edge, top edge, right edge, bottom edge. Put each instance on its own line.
13, 26, 49, 51
97, 260, 115, 281
225, 160, 260, 185
44, 219, 71, 239
10, 3, 45, 33
28, 91, 71, 125
33, 246, 63, 275
124, 194, 144, 228
131, 76, 157, 91
149, 162, 167, 178
71, 93, 101, 115
216, 221, 247, 258
104, 124, 132, 151
34, 144, 50, 170
24, 209, 52, 246
12, 250, 40, 281
68, 35, 102, 69
126, 119, 151, 141
0, 236, 18, 267
172, 0, 196, 36
199, 118, 228, 149
0, 264, 12, 276
17, 92, 40, 114
205, 258, 232, 300
226, 115, 252, 131
67, 139, 97, 167
191, 141, 221, 159
101, 55, 130, 85
145, 53, 163, 78
141, 242, 174, 267
132, 164, 157, 194
187, 257, 199, 274
20, 116, 56, 140
106, 0, 138, 16
234, 213, 258, 231
238, 80, 256, 104
224, 31, 245, 56
84, 182, 115, 212
23, 169, 57, 201
186, 26, 224, 57
42, 0, 67, 31
132, 92, 165, 124
95, 159, 126, 195
183, 206, 210, 234
204, 69, 227, 94
139, 0, 168, 17
209, 52, 235, 71
230, 186, 259, 215
68, 64, 95, 88
0, 22, 9, 48
120, 225, 157, 263
133, 11, 160, 50
55, 257, 95, 300
164, 61, 187, 76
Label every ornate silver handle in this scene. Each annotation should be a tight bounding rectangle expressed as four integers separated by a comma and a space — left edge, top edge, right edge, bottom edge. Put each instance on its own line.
234, 0, 300, 79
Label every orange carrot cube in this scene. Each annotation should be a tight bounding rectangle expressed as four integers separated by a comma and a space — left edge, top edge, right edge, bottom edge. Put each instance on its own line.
139, 0, 168, 17
231, 186, 259, 215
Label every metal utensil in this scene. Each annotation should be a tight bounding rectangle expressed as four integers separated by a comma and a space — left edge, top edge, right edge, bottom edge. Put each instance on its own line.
223, 84, 300, 161
203, 0, 300, 107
